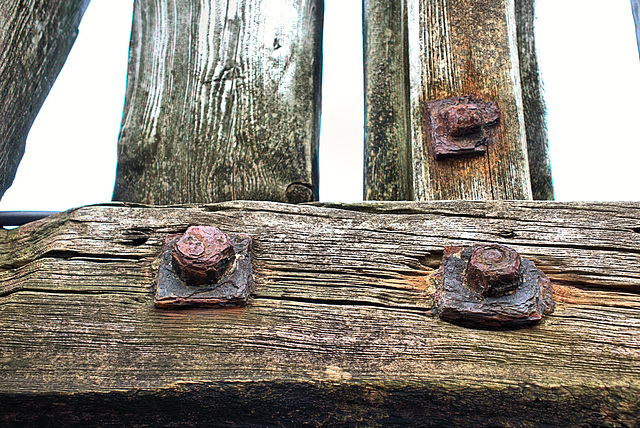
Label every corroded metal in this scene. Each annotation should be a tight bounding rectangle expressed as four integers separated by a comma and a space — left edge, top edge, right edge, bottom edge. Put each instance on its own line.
172, 226, 236, 285
434, 244, 554, 328
425, 95, 500, 160
465, 244, 521, 297
154, 227, 253, 309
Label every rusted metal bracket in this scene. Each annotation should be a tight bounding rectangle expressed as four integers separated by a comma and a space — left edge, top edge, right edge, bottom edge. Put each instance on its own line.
154, 226, 254, 309
434, 244, 554, 329
425, 95, 500, 160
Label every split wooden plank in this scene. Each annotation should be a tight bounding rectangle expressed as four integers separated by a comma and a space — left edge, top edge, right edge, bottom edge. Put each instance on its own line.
112, 0, 323, 205
0, 0, 90, 200
1, 201, 639, 425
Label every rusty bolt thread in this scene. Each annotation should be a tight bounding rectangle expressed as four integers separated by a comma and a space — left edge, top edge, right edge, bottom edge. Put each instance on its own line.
464, 244, 521, 297
171, 226, 236, 286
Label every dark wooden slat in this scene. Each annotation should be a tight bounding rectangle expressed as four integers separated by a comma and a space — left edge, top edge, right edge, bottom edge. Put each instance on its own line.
363, 0, 412, 201
0, 0, 90, 200
0, 201, 639, 424
516, 0, 554, 200
112, 0, 323, 204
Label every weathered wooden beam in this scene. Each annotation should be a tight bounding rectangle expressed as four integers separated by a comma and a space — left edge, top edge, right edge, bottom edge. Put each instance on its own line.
363, 0, 412, 201
515, 0, 553, 200
0, 0, 91, 201
364, 0, 554, 201
112, 0, 323, 205
407, 0, 531, 200
1, 201, 639, 424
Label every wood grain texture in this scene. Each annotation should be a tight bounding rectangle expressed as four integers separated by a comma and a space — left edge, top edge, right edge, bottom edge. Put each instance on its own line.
1, 201, 639, 424
0, 0, 90, 201
112, 0, 322, 205
407, 0, 531, 200
363, 0, 412, 201
515, 0, 553, 200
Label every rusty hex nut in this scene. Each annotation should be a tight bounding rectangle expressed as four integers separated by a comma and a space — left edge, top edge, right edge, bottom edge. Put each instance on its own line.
171, 226, 236, 285
465, 244, 521, 297
443, 104, 483, 136
434, 244, 554, 328
425, 95, 500, 160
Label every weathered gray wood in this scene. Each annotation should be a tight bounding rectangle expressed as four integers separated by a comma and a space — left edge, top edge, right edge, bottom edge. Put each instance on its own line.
363, 0, 412, 201
516, 0, 553, 200
633, 0, 640, 60
112, 0, 323, 205
0, 0, 90, 201
1, 201, 639, 425
407, 0, 531, 200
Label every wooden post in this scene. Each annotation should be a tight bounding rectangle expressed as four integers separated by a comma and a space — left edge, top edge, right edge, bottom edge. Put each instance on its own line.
364, 0, 554, 201
408, 0, 531, 200
0, 0, 91, 201
515, 0, 553, 200
112, 0, 323, 205
1, 201, 639, 424
363, 0, 412, 201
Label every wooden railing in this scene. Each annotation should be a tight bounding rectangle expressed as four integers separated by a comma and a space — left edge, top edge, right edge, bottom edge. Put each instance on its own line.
0, 1, 639, 425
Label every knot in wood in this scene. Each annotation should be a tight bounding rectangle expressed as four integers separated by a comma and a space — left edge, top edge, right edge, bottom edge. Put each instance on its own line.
286, 182, 314, 204
465, 244, 521, 297
172, 226, 235, 285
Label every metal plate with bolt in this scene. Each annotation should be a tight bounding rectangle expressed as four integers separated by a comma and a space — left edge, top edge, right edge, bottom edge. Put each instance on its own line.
154, 226, 254, 308
434, 244, 555, 328
425, 95, 500, 160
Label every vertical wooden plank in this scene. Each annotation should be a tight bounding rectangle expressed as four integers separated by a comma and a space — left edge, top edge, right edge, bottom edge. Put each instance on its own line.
0, 0, 91, 201
515, 0, 553, 200
113, 0, 323, 205
407, 0, 531, 200
362, 0, 412, 201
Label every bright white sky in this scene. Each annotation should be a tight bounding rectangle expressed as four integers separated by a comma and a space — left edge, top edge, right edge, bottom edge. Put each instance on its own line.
1, 0, 639, 211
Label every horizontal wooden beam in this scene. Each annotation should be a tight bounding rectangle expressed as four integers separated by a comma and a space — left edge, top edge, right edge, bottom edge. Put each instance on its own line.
1, 201, 639, 424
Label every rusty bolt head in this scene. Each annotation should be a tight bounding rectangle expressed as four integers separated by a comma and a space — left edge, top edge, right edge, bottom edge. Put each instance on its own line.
443, 104, 483, 136
465, 244, 521, 297
171, 226, 236, 286
425, 95, 500, 160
